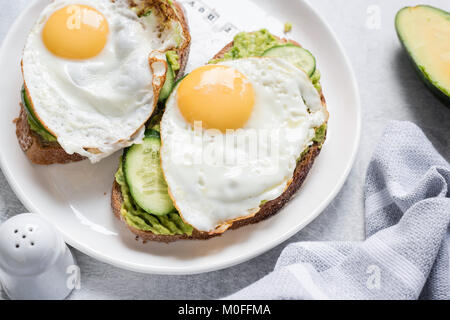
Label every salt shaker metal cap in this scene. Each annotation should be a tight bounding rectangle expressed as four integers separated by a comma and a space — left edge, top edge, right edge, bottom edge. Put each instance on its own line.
0, 213, 77, 300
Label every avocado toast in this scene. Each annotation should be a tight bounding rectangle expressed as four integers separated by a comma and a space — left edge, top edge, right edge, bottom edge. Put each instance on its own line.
112, 30, 328, 242
15, 0, 191, 165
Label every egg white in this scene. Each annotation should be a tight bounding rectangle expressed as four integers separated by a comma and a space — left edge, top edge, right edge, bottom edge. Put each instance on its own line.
160, 57, 327, 233
22, 0, 184, 162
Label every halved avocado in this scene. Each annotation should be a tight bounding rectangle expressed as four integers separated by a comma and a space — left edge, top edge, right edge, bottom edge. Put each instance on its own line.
395, 5, 450, 106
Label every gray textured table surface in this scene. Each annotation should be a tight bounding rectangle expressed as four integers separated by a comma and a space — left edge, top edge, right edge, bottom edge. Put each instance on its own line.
0, 0, 448, 300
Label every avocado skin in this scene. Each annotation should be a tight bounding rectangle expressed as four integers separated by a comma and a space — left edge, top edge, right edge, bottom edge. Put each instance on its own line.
395, 5, 450, 107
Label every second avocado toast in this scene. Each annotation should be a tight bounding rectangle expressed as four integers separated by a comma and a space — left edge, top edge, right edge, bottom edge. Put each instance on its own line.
15, 0, 191, 165
112, 29, 329, 242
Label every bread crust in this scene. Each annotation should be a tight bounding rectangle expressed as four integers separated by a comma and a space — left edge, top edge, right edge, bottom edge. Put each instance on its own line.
14, 104, 85, 165
15, 0, 191, 165
112, 36, 328, 242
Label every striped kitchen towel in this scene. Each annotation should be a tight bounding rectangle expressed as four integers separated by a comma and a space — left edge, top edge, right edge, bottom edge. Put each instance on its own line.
227, 121, 450, 300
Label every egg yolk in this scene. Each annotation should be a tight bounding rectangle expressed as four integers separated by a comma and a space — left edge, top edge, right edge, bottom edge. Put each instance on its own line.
177, 65, 255, 132
42, 5, 109, 60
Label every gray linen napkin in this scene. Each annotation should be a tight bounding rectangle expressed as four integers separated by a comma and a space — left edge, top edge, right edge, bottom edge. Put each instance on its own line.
227, 121, 450, 300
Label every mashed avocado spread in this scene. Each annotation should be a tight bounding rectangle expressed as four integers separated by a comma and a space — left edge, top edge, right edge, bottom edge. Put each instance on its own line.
284, 22, 293, 33
216, 29, 281, 61
166, 50, 181, 72
116, 29, 327, 234
313, 124, 327, 144
211, 29, 322, 92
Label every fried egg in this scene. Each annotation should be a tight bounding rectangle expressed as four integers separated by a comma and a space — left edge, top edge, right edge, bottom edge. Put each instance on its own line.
22, 0, 184, 162
160, 57, 327, 233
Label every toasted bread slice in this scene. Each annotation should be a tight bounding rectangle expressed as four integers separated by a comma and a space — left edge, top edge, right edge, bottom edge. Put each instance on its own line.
15, 0, 191, 165
112, 36, 328, 242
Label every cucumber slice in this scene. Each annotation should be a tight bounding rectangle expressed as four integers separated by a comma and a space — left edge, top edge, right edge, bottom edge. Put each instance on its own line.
21, 86, 55, 137
21, 87, 42, 129
160, 74, 188, 104
123, 132, 175, 216
144, 128, 160, 139
262, 44, 316, 77
158, 61, 175, 103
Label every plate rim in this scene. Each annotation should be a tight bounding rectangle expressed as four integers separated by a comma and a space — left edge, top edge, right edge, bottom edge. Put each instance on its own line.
0, 0, 361, 275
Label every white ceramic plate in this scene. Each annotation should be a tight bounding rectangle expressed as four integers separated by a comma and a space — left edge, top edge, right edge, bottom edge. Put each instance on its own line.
0, 0, 360, 274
